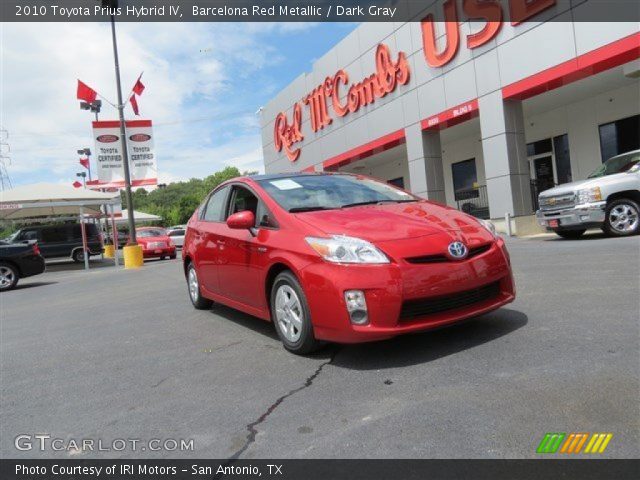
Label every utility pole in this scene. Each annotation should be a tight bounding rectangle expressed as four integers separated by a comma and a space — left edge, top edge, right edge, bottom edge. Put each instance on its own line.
108, 8, 137, 244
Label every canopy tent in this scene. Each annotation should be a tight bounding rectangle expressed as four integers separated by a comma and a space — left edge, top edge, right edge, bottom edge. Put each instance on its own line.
115, 209, 161, 224
0, 183, 121, 270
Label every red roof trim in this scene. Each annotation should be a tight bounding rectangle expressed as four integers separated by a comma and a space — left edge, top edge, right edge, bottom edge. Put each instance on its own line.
322, 129, 406, 171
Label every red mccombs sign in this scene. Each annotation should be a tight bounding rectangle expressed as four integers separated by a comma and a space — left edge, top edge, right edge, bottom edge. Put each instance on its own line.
274, 0, 557, 161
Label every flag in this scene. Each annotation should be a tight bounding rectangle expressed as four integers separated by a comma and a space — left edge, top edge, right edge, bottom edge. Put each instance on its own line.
72, 181, 83, 189
77, 80, 97, 103
130, 94, 140, 116
79, 158, 90, 169
132, 75, 145, 96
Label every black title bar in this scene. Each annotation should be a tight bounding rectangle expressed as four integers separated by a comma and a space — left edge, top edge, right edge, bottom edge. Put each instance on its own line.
1, 0, 640, 22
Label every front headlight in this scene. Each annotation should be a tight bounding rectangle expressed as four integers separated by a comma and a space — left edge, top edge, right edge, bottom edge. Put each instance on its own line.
577, 187, 602, 205
478, 219, 497, 238
305, 235, 390, 264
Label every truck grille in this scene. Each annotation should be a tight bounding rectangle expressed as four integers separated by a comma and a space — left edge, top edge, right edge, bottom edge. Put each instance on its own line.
399, 282, 501, 320
538, 193, 575, 211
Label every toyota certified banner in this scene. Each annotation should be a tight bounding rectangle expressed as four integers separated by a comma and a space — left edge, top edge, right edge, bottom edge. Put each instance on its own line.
90, 120, 157, 188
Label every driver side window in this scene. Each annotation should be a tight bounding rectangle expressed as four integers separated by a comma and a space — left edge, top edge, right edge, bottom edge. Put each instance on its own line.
227, 186, 277, 229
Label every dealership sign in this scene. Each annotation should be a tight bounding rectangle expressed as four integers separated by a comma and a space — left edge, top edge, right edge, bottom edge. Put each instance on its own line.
90, 120, 157, 188
273, 0, 557, 161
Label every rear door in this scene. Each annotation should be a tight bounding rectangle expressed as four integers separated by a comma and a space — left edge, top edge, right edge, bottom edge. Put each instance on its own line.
192, 185, 230, 294
40, 227, 70, 258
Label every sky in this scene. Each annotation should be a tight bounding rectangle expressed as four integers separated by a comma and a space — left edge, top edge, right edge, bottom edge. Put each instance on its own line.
0, 22, 355, 188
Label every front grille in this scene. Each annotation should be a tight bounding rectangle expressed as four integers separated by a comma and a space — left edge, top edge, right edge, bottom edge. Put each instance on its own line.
148, 242, 166, 248
539, 193, 575, 211
399, 281, 501, 320
405, 243, 492, 264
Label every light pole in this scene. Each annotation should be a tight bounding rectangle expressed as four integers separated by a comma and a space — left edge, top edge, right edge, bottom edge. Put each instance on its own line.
76, 171, 87, 188
77, 147, 92, 181
104, 0, 137, 244
80, 99, 101, 122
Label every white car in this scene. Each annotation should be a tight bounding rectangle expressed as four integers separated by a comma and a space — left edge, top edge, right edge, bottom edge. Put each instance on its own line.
166, 225, 186, 248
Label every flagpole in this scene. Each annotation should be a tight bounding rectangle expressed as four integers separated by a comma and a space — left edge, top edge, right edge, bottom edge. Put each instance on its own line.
109, 12, 137, 245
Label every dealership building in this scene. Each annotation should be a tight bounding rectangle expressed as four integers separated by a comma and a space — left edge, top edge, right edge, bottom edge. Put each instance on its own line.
259, 3, 639, 234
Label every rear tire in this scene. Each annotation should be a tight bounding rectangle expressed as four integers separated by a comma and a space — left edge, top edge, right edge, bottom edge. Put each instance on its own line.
186, 263, 212, 310
554, 229, 586, 239
604, 198, 640, 237
0, 262, 19, 292
270, 271, 321, 355
72, 249, 85, 263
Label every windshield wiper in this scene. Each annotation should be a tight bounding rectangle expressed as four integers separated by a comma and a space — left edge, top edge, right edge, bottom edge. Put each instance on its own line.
340, 199, 416, 209
288, 206, 336, 213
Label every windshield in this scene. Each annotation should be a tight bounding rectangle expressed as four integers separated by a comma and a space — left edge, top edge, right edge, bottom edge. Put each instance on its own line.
588, 152, 640, 178
257, 174, 417, 212
137, 229, 166, 238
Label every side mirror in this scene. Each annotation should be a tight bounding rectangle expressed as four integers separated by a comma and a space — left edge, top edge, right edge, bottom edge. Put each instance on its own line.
226, 210, 255, 230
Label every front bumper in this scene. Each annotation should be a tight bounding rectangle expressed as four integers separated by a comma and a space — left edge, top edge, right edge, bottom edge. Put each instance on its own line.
536, 202, 606, 229
142, 246, 176, 258
299, 239, 515, 343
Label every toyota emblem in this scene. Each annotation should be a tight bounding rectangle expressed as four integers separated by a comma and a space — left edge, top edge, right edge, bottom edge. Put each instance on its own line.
448, 241, 468, 259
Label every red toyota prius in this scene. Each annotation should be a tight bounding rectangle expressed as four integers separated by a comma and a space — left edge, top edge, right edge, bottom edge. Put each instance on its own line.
182, 173, 515, 354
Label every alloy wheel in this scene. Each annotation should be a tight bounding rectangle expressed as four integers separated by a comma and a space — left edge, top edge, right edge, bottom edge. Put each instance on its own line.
188, 267, 199, 302
275, 285, 303, 342
0, 266, 15, 289
609, 203, 639, 233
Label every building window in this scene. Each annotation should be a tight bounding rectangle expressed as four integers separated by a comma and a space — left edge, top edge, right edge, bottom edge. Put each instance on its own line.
599, 114, 640, 162
553, 134, 572, 184
451, 159, 478, 201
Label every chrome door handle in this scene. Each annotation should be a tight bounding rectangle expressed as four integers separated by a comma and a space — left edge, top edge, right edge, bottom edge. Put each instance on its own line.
257, 247, 267, 253
216, 239, 226, 245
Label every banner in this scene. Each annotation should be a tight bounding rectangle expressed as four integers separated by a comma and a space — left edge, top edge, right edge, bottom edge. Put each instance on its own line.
90, 120, 157, 189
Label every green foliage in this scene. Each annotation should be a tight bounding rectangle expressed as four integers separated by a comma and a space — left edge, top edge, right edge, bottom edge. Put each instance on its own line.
121, 166, 254, 226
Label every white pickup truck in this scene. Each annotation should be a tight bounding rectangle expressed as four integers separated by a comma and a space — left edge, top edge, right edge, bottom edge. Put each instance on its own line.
536, 150, 640, 239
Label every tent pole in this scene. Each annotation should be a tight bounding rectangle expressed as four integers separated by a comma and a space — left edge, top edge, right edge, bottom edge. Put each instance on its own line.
110, 204, 119, 267
79, 207, 89, 271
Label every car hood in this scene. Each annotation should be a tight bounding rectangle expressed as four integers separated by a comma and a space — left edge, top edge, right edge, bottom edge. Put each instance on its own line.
293, 201, 491, 242
539, 173, 627, 197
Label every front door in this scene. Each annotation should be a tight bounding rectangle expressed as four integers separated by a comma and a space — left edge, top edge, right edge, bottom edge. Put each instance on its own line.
217, 185, 271, 309
533, 156, 555, 193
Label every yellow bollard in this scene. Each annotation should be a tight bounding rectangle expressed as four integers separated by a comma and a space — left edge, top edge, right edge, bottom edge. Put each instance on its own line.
103, 244, 115, 258
123, 245, 144, 269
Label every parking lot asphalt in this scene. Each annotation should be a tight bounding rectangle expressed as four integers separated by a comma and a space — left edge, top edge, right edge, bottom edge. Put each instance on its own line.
1, 232, 639, 459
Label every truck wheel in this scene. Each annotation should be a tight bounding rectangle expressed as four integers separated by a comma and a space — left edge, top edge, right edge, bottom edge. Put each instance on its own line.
0, 262, 19, 291
604, 199, 640, 237
554, 229, 586, 239
72, 249, 85, 263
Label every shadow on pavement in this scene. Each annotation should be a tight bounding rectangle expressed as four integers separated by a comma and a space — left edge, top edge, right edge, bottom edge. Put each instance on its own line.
208, 303, 281, 342
331, 308, 528, 370
44, 258, 118, 273
12, 281, 58, 290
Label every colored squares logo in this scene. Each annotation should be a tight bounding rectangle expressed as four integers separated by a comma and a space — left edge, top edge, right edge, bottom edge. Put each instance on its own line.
537, 433, 613, 454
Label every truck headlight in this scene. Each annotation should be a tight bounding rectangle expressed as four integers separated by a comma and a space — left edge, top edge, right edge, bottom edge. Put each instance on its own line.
305, 235, 390, 264
577, 187, 602, 205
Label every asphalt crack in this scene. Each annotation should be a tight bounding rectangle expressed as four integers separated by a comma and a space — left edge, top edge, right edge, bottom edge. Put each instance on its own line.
227, 347, 339, 461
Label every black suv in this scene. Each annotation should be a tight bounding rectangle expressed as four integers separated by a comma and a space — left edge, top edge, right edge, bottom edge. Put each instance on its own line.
8, 223, 103, 263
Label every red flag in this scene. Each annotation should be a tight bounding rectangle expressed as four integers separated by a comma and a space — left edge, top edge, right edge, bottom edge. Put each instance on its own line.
79, 157, 90, 169
76, 80, 97, 103
130, 94, 140, 116
72, 181, 83, 188
132, 75, 145, 96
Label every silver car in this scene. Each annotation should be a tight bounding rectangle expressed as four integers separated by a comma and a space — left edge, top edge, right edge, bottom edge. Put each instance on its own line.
166, 225, 186, 248
536, 150, 640, 239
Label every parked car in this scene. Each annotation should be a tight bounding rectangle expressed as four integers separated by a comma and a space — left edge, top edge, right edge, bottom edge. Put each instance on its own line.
536, 149, 640, 239
182, 173, 515, 354
6, 223, 103, 263
166, 226, 186, 248
135, 227, 176, 260
0, 240, 46, 291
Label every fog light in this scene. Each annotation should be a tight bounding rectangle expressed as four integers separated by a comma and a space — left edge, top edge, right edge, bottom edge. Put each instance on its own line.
344, 290, 368, 325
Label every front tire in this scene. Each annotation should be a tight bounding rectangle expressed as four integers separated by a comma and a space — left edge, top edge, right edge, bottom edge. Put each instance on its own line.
0, 262, 19, 292
186, 263, 212, 310
554, 229, 586, 239
604, 199, 640, 237
270, 271, 321, 355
